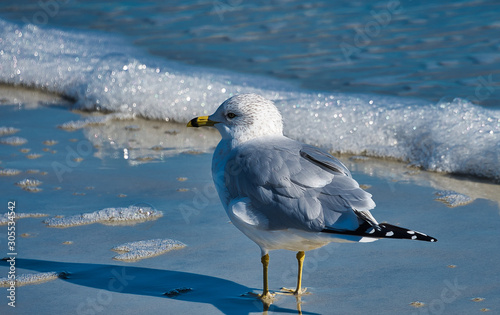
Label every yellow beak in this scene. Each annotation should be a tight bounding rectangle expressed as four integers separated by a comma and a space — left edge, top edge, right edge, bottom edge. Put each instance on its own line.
187, 116, 217, 127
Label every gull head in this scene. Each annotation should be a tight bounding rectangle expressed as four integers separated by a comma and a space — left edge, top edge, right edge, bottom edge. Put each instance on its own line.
188, 94, 283, 143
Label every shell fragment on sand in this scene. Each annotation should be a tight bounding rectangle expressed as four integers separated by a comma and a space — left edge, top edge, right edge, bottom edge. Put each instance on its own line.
163, 287, 193, 297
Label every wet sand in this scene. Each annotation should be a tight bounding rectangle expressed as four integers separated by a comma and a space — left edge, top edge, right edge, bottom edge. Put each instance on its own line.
0, 87, 499, 314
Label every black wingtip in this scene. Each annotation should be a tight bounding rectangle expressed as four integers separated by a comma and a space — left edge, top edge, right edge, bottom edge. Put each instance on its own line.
322, 223, 437, 242
378, 223, 437, 242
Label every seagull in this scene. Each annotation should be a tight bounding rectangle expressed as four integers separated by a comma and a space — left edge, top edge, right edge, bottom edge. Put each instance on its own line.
187, 93, 437, 301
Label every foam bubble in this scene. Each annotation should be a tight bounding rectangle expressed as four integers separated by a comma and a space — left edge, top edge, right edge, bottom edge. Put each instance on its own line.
0, 127, 19, 136
42, 140, 58, 146
0, 212, 48, 225
43, 205, 163, 228
112, 238, 186, 262
15, 178, 43, 192
434, 190, 473, 208
0, 168, 22, 176
0, 271, 60, 287
16, 178, 42, 187
26, 153, 43, 159
0, 136, 28, 146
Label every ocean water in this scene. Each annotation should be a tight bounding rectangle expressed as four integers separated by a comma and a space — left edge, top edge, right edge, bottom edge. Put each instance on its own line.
0, 1, 499, 181
1, 0, 500, 106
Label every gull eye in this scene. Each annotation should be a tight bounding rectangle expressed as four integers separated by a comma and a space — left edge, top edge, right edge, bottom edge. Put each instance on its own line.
227, 112, 237, 119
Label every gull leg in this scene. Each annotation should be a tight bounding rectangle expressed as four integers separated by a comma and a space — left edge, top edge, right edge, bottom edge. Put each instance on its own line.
280, 251, 308, 296
261, 254, 273, 299
246, 253, 274, 305
295, 251, 305, 295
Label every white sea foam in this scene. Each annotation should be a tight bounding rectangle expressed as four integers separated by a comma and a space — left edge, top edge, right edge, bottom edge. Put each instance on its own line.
0, 127, 19, 136
0, 271, 60, 287
15, 178, 43, 192
112, 238, 186, 262
43, 205, 162, 228
16, 178, 42, 187
0, 136, 28, 146
0, 212, 48, 225
434, 190, 473, 208
0, 18, 499, 181
0, 168, 22, 176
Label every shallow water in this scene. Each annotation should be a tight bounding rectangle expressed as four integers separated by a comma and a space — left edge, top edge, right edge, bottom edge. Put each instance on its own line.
0, 91, 499, 314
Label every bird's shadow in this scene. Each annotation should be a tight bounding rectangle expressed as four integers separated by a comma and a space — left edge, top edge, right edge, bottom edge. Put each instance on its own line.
1, 258, 319, 315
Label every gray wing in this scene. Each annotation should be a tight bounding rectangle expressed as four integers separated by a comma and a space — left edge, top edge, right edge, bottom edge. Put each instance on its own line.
299, 143, 352, 177
224, 137, 376, 232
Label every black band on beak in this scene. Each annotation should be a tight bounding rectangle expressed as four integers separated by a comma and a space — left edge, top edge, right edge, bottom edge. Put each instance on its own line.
188, 117, 200, 127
